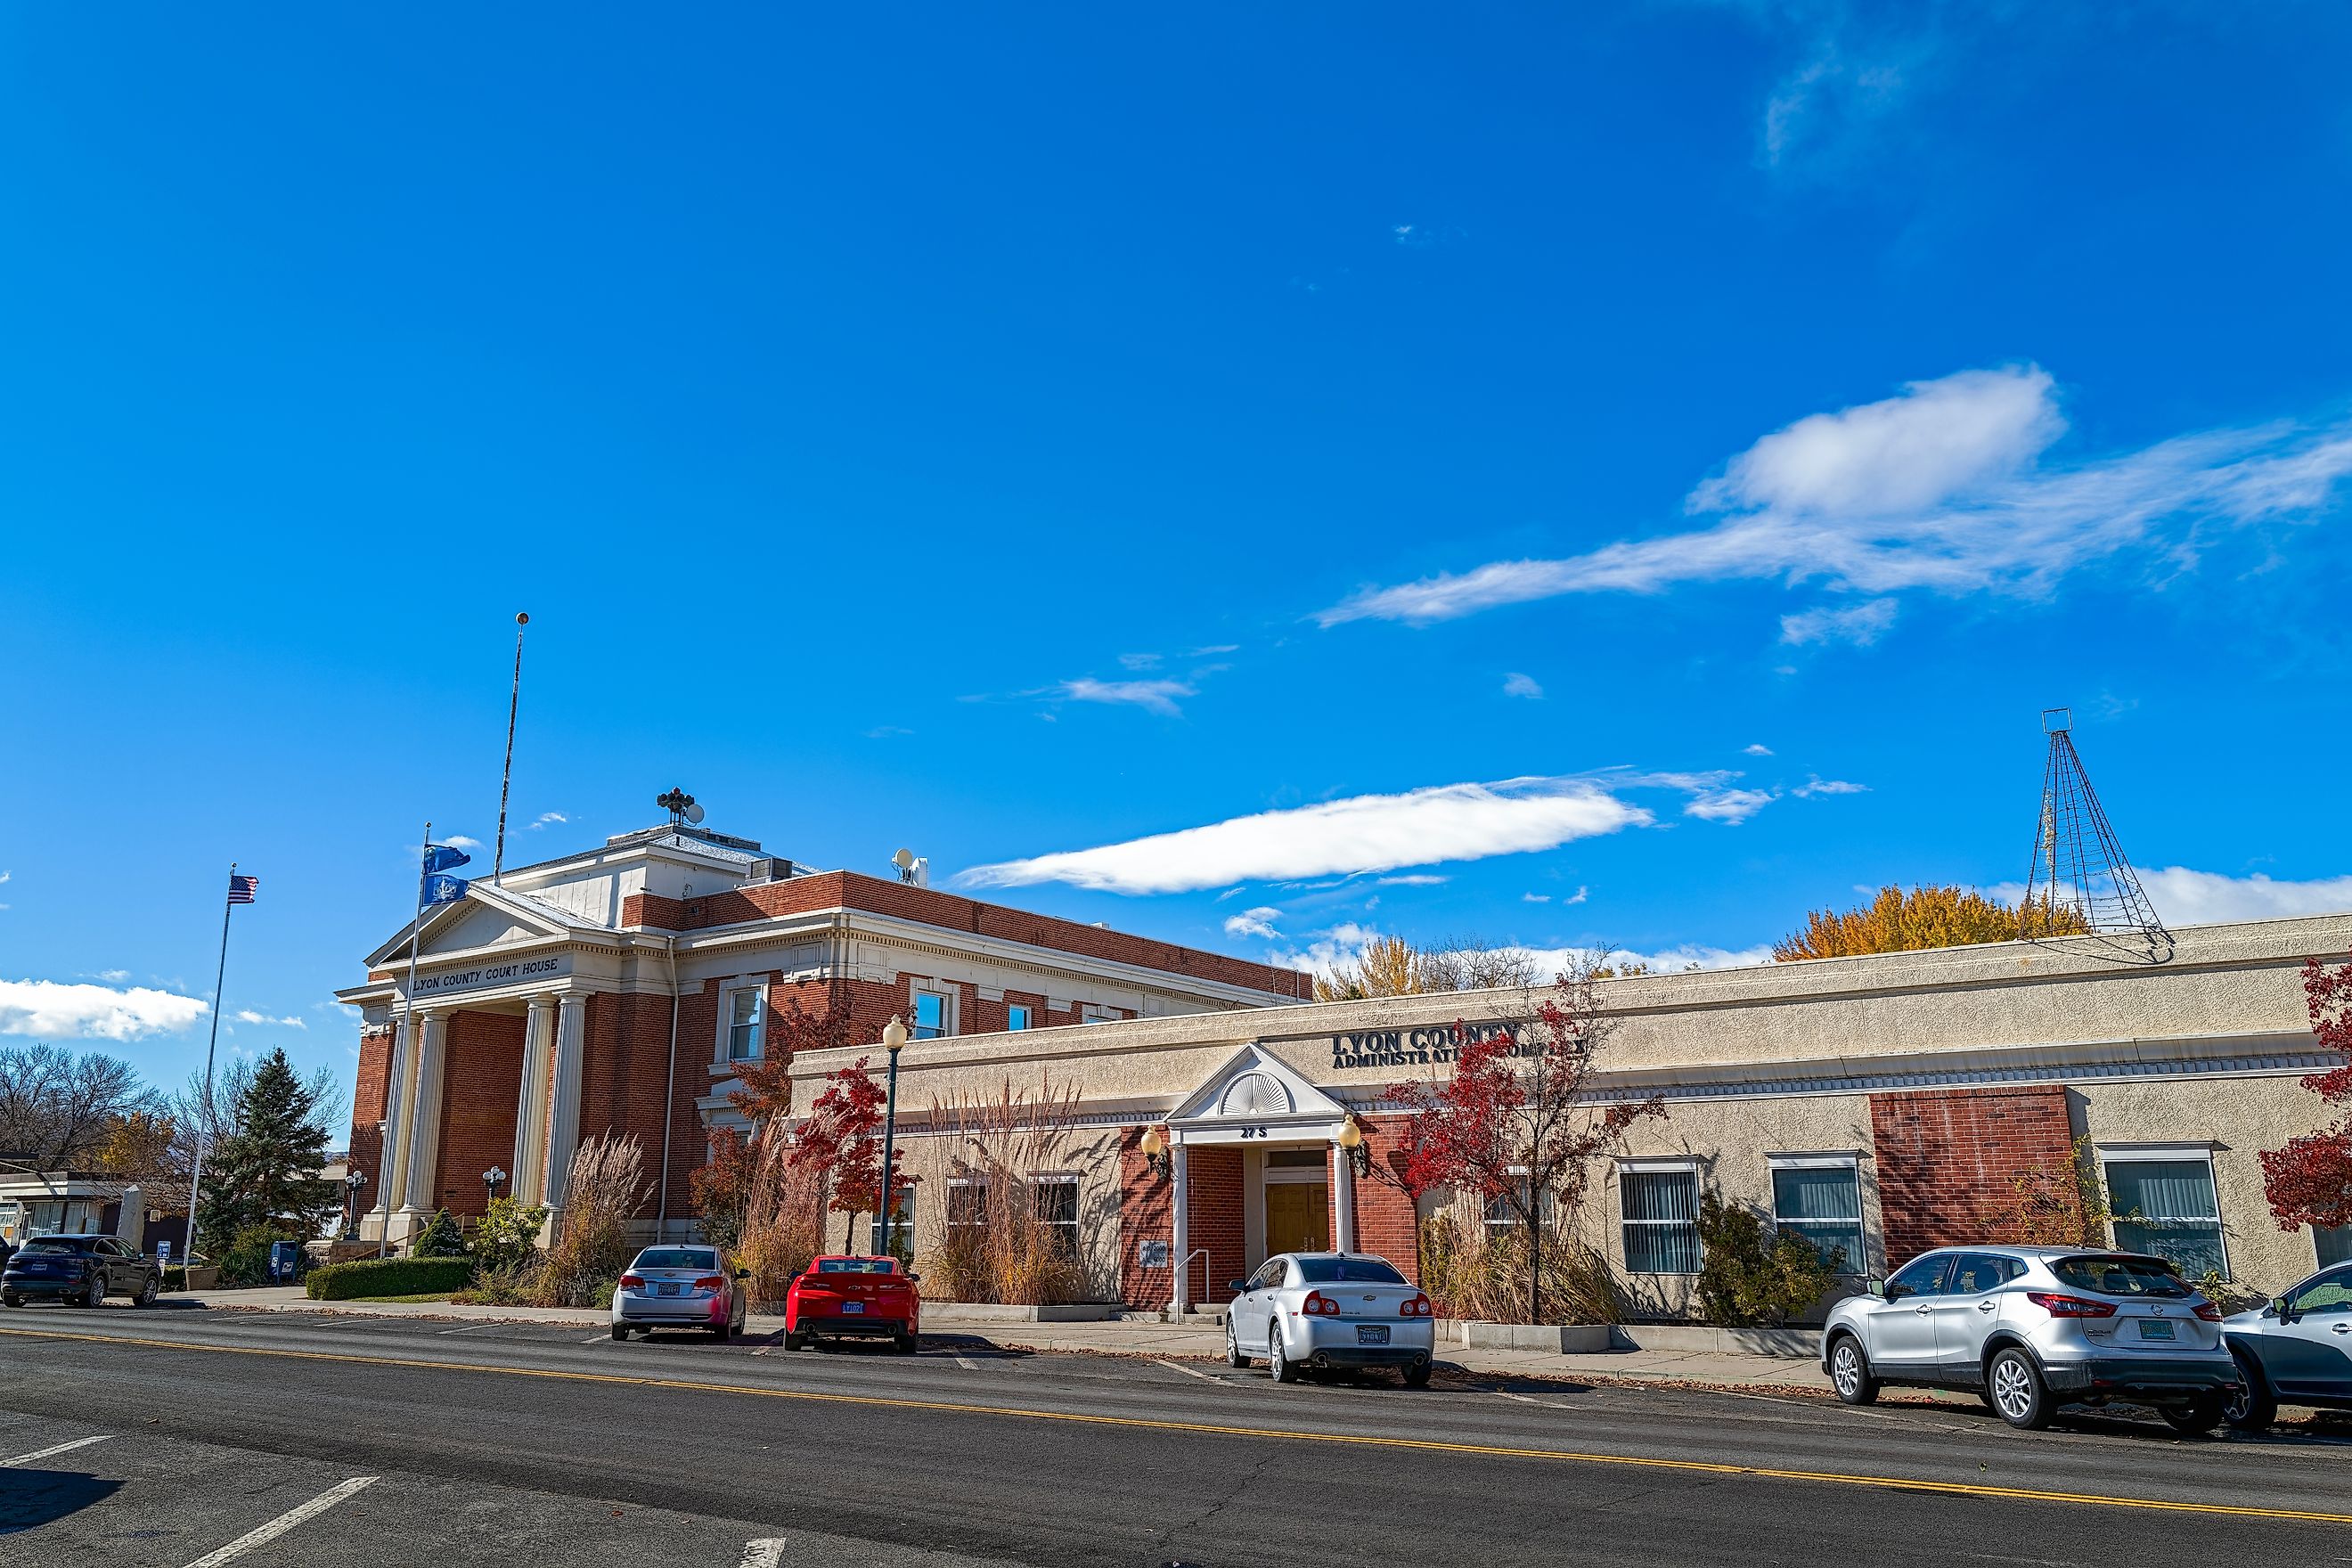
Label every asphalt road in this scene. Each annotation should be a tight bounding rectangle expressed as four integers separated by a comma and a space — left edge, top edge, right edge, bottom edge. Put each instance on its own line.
3, 1302, 2349, 1566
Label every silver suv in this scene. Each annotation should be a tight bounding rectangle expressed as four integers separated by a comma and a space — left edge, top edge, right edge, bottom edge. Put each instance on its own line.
1821, 1246, 2239, 1433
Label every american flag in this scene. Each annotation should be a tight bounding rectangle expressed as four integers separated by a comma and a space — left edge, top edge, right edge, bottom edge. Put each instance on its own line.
226, 874, 259, 905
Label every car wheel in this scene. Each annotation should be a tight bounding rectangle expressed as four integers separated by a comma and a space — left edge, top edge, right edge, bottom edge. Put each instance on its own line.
1988, 1347, 2051, 1431
0, 1293, 18, 1309
1828, 1335, 1879, 1406
136, 1273, 159, 1308
1402, 1364, 1432, 1388
76, 1276, 104, 1309
784, 1332, 808, 1352
609, 1322, 629, 1341
1225, 1316, 1251, 1368
713, 1322, 733, 1342
2161, 1396, 2224, 1437
1270, 1320, 1299, 1384
2223, 1347, 2276, 1433
894, 1333, 918, 1355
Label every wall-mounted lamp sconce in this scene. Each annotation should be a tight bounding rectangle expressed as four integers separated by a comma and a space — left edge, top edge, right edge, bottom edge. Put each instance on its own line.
1140, 1124, 1173, 1181
1337, 1116, 1371, 1180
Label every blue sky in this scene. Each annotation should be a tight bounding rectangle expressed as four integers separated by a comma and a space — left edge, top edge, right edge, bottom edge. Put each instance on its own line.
5, 4, 2352, 1106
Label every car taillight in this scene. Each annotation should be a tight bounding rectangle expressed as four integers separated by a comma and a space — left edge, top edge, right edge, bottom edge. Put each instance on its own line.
1301, 1290, 1342, 1317
2193, 1303, 2223, 1322
1400, 1294, 1433, 1318
2025, 1291, 2117, 1319
618, 1273, 645, 1289
694, 1275, 725, 1290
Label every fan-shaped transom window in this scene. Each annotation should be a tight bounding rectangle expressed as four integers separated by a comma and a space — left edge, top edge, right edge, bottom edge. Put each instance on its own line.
1219, 1071, 1293, 1117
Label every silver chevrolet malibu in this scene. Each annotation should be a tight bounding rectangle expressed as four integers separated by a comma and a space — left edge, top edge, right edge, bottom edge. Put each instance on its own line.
1822, 1245, 2238, 1432
610, 1245, 751, 1340
1224, 1252, 1438, 1386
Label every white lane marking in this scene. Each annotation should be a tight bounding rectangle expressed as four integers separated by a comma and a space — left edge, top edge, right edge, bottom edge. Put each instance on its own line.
180, 1475, 377, 1567
4, 1433, 112, 1465
436, 1324, 490, 1335
1155, 1358, 1218, 1383
741, 1540, 785, 1568
953, 1355, 980, 1370
584, 1333, 613, 1344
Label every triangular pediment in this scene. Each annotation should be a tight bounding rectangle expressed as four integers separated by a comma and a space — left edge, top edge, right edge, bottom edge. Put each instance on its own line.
363, 884, 585, 968
1167, 1042, 1350, 1133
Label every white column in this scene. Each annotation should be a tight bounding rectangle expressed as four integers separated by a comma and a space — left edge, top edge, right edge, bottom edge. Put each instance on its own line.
1333, 1140, 1357, 1254
540, 995, 587, 1214
1171, 1141, 1189, 1319
510, 998, 556, 1206
397, 1011, 448, 1214
375, 1017, 414, 1226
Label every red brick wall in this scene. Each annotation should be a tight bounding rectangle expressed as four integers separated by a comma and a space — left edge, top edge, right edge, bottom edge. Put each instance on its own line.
1188, 1145, 1244, 1305
431, 1011, 525, 1217
1117, 1126, 1174, 1308
624, 870, 1309, 1000
348, 1028, 394, 1219
1870, 1086, 2076, 1268
574, 991, 715, 1225
1354, 1114, 1422, 1285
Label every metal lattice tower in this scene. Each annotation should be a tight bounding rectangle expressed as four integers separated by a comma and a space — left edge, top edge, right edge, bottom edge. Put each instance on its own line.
2021, 708, 2173, 964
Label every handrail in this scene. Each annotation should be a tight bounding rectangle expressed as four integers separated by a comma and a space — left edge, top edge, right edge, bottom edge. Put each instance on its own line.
1183, 1246, 1210, 1314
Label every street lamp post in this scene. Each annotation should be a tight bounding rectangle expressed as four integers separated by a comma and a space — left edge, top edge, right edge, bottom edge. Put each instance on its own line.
876, 1016, 907, 1260
483, 1166, 508, 1204
343, 1171, 366, 1239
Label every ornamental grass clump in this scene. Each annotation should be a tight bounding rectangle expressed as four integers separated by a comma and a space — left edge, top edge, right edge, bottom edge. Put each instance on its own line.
1419, 1208, 1623, 1326
923, 1077, 1091, 1305
531, 1132, 648, 1309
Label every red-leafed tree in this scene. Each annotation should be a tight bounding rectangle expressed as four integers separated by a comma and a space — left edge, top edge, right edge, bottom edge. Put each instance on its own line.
2260, 952, 2352, 1236
690, 989, 857, 1246
1385, 961, 1664, 1325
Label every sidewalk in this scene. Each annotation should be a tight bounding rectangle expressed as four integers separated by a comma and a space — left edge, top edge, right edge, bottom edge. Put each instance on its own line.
176, 1288, 1830, 1392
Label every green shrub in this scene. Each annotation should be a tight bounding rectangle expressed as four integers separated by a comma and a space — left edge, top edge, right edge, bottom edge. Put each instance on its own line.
408, 1209, 467, 1258
452, 1256, 540, 1306
470, 1196, 547, 1272
1694, 1189, 1844, 1327
161, 1266, 188, 1292
306, 1256, 473, 1301
218, 1223, 300, 1286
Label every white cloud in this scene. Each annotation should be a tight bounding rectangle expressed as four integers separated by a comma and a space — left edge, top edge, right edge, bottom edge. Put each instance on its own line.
960, 776, 1657, 895
1780, 597, 1899, 647
1191, 643, 1241, 656
0, 870, 10, 883
0, 979, 209, 1041
1222, 906, 1284, 940
1056, 678, 1196, 718
1604, 943, 1778, 975
1565, 886, 1589, 906
527, 811, 569, 829
1794, 776, 1869, 798
1376, 874, 1450, 887
94, 969, 129, 983
1523, 892, 1552, 904
1318, 367, 2352, 630
1685, 788, 1776, 824
1502, 672, 1545, 699
1743, 744, 1773, 757
445, 835, 485, 852
2132, 868, 2352, 926
234, 1009, 308, 1029
1270, 922, 1382, 978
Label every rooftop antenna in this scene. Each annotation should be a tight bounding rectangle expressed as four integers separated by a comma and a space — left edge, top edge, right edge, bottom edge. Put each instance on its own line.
657, 788, 703, 829
891, 846, 918, 885
2021, 707, 2173, 964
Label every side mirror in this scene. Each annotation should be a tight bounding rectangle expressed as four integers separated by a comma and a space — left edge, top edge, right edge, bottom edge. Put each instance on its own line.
1227, 1278, 1249, 1293
2272, 1295, 2295, 1322
906, 1272, 921, 1284
1884, 1282, 1910, 1303
1866, 1278, 1886, 1299
735, 1268, 751, 1279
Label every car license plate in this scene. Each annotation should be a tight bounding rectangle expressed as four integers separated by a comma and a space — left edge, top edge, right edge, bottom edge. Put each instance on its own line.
842, 1301, 865, 1313
2138, 1319, 2175, 1341
657, 1282, 682, 1297
1357, 1325, 1390, 1346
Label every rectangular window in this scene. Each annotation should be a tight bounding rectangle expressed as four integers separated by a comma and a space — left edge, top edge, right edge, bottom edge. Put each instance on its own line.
1006, 1003, 1033, 1032
1620, 1165, 1701, 1274
912, 989, 951, 1040
1482, 1173, 1555, 1236
1770, 1156, 1865, 1273
1035, 1174, 1080, 1260
2103, 1150, 2227, 1279
945, 1179, 986, 1229
725, 988, 764, 1061
867, 1184, 915, 1263
2315, 1226, 2350, 1269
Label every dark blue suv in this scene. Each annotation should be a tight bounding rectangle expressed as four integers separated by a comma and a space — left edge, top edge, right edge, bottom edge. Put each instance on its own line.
1, 1234, 162, 1309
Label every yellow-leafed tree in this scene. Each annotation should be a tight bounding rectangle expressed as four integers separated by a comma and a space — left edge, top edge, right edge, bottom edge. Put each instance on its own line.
1774, 884, 2087, 962
1314, 935, 1431, 1002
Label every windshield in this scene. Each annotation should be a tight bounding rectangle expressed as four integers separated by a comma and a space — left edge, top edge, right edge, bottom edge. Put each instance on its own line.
1294, 1257, 1409, 1285
21, 1238, 93, 1255
816, 1258, 898, 1274
2051, 1255, 2189, 1297
634, 1248, 717, 1271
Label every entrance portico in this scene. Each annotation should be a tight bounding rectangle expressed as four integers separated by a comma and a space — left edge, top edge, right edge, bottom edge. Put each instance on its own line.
1163, 1044, 1359, 1315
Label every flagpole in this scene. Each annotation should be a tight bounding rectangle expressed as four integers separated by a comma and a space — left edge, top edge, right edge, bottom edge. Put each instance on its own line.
184, 863, 237, 1272
491, 612, 528, 886
385, 820, 432, 1257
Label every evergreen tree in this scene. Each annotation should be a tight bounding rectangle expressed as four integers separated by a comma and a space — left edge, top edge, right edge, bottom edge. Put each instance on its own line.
195, 1048, 338, 1253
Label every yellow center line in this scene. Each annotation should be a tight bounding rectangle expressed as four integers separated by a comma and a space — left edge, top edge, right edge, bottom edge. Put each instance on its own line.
4, 1324, 2344, 1526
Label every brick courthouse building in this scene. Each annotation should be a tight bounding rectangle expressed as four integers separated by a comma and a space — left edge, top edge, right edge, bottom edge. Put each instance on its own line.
341, 818, 2351, 1312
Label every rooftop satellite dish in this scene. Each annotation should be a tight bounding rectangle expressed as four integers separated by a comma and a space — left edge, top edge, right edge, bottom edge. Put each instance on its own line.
683, 802, 706, 825
891, 847, 915, 870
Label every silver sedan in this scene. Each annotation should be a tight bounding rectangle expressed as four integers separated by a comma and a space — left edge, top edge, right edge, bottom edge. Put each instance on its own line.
1224, 1252, 1437, 1386
610, 1245, 750, 1340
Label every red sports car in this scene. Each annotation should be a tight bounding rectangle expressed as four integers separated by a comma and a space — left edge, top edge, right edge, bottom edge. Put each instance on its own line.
785, 1255, 921, 1352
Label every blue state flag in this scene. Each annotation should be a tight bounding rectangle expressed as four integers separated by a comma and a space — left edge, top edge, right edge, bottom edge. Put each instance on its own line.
422, 844, 472, 874
421, 872, 470, 905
